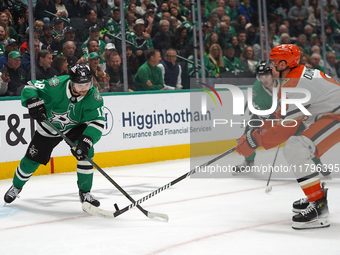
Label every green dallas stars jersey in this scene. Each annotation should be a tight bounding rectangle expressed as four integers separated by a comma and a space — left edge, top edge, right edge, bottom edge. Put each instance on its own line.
251, 79, 280, 113
22, 75, 105, 144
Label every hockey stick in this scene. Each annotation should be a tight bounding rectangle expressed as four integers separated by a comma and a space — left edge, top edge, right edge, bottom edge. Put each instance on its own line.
42, 117, 168, 222
107, 146, 237, 218
265, 145, 280, 193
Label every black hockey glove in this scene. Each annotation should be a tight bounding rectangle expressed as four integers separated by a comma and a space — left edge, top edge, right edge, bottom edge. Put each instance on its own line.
26, 97, 47, 122
71, 135, 93, 160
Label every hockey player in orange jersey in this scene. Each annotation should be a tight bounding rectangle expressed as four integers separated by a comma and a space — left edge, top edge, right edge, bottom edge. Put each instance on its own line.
236, 44, 340, 229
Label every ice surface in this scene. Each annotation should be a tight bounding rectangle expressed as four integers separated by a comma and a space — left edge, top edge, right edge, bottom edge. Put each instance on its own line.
1, 145, 340, 255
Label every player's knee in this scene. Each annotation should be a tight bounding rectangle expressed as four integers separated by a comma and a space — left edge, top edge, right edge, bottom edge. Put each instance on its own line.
283, 136, 316, 165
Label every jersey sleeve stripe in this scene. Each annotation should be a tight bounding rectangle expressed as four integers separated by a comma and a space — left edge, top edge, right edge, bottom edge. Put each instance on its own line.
282, 104, 311, 119
87, 120, 105, 131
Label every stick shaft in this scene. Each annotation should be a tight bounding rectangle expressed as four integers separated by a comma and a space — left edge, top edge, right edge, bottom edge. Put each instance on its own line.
114, 147, 236, 217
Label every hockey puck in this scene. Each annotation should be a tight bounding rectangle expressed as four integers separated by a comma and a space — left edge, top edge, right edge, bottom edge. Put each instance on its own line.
265, 186, 272, 193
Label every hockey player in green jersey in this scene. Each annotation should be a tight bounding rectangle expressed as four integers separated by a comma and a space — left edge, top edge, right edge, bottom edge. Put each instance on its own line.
234, 61, 280, 172
4, 63, 105, 208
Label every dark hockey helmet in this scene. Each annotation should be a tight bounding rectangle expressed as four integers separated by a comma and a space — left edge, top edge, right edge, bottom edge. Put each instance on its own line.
69, 63, 93, 85
256, 61, 272, 81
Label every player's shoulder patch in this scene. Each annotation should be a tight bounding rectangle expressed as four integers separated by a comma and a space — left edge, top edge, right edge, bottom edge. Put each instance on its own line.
281, 78, 290, 87
49, 77, 60, 87
94, 91, 103, 102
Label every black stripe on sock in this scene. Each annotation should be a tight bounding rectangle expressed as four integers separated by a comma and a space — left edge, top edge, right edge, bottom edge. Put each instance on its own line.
77, 164, 93, 170
297, 172, 319, 183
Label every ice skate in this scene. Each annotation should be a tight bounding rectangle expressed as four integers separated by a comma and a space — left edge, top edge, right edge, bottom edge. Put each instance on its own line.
4, 185, 22, 204
292, 197, 310, 213
79, 190, 100, 207
232, 160, 254, 175
292, 188, 330, 230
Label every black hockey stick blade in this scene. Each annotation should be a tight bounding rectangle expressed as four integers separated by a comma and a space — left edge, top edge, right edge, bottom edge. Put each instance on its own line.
112, 147, 237, 217
82, 202, 169, 222
42, 117, 168, 222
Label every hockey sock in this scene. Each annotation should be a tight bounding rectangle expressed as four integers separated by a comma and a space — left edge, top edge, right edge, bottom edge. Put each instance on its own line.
312, 157, 321, 165
13, 157, 40, 189
77, 160, 94, 192
297, 171, 323, 202
245, 151, 256, 161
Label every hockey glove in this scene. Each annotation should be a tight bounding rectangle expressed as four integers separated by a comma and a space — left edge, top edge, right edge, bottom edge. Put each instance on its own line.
236, 130, 263, 157
71, 135, 93, 160
26, 97, 47, 122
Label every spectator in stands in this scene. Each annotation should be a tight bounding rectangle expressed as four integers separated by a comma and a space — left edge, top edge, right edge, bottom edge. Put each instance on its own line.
232, 15, 247, 34
17, 7, 29, 41
209, 14, 219, 32
0, 51, 26, 96
144, 8, 158, 37
279, 33, 291, 44
62, 41, 78, 67
225, 0, 238, 22
21, 39, 40, 72
207, 44, 225, 78
0, 39, 18, 68
187, 44, 212, 78
55, 0, 68, 18
288, 0, 309, 23
237, 30, 248, 54
157, 48, 182, 90
174, 25, 189, 57
0, 25, 6, 54
82, 25, 106, 55
34, 0, 57, 23
223, 44, 245, 75
311, 53, 324, 72
324, 51, 339, 80
239, 0, 254, 23
307, 5, 321, 28
52, 54, 69, 75
49, 26, 82, 58
66, 0, 85, 18
229, 35, 242, 58
245, 23, 256, 46
106, 51, 134, 91
40, 23, 55, 49
295, 34, 310, 55
101, 43, 116, 63
128, 3, 142, 20
303, 24, 314, 42
205, 0, 217, 13
218, 22, 232, 50
205, 32, 219, 53
240, 46, 256, 76
88, 52, 110, 92
126, 44, 140, 76
28, 49, 58, 80
170, 7, 185, 23
106, 7, 129, 36
83, 0, 99, 15
152, 20, 176, 53
97, 0, 111, 20
134, 49, 164, 91
278, 24, 289, 37
0, 12, 18, 41
81, 10, 104, 42
300, 54, 312, 68
126, 12, 136, 32
53, 17, 65, 36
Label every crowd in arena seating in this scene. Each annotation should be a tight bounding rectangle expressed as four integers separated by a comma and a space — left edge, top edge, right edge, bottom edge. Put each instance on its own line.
0, 0, 340, 96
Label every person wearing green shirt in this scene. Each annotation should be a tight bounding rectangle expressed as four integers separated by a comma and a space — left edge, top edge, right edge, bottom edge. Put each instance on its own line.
105, 7, 129, 36
134, 49, 164, 91
223, 44, 245, 75
225, 0, 238, 22
81, 25, 106, 55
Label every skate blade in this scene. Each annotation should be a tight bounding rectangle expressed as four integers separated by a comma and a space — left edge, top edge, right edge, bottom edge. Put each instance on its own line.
292, 217, 330, 230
